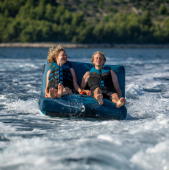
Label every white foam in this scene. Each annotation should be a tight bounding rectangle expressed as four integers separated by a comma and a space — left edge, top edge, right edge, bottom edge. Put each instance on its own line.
0, 138, 53, 169
0, 122, 16, 134
0, 95, 6, 100
163, 92, 169, 98
5, 99, 41, 115
98, 134, 122, 145
127, 94, 168, 118
126, 84, 144, 99
130, 140, 169, 170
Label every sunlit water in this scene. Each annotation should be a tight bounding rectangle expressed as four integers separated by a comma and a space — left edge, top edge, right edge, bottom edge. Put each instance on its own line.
0, 48, 169, 170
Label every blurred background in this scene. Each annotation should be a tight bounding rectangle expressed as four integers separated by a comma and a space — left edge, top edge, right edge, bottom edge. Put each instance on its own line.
0, 0, 169, 44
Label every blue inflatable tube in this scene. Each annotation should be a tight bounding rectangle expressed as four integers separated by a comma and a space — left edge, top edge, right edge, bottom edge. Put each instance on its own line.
39, 60, 127, 120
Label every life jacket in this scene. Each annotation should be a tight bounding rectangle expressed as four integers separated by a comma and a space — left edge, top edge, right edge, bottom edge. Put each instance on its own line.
87, 66, 116, 93
49, 61, 73, 90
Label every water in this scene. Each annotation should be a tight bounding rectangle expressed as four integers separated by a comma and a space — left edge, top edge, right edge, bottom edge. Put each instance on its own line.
0, 47, 169, 170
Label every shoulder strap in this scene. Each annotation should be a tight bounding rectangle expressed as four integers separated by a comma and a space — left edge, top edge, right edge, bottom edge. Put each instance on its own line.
101, 66, 111, 74
62, 61, 71, 70
90, 67, 100, 74
65, 61, 71, 68
50, 62, 59, 72
90, 66, 111, 74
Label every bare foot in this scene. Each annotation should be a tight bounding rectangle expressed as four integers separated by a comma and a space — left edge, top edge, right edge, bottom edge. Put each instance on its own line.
116, 97, 126, 108
68, 89, 73, 94
56, 83, 63, 98
62, 87, 72, 95
49, 88, 58, 99
96, 94, 103, 105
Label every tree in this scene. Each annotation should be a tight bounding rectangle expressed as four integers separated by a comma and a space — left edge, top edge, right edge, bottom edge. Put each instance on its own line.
140, 11, 152, 28
99, 0, 103, 8
160, 4, 168, 15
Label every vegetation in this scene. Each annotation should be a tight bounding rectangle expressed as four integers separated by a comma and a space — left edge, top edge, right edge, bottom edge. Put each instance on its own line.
0, 0, 169, 43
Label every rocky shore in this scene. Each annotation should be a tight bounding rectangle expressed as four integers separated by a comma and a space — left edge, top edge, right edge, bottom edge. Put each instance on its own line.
0, 43, 169, 48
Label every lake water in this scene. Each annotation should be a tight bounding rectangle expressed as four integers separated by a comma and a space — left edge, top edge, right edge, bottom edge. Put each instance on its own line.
0, 47, 169, 170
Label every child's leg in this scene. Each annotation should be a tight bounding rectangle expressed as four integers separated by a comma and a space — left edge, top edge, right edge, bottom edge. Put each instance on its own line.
111, 93, 126, 108
49, 88, 58, 99
116, 97, 126, 108
93, 87, 103, 105
49, 83, 63, 99
56, 83, 63, 98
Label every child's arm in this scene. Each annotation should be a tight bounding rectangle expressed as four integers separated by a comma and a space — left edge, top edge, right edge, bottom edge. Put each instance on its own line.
80, 71, 90, 89
80, 71, 91, 95
110, 70, 121, 98
45, 70, 51, 94
70, 68, 82, 93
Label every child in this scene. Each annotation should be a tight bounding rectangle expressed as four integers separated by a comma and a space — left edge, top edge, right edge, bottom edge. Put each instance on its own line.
81, 51, 126, 107
45, 45, 82, 99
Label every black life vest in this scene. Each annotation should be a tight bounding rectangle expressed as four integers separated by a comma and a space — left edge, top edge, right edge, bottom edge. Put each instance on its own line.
87, 66, 116, 93
49, 61, 73, 90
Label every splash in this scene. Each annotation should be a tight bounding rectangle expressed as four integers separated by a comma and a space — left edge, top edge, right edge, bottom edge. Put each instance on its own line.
5, 99, 41, 115
126, 84, 144, 99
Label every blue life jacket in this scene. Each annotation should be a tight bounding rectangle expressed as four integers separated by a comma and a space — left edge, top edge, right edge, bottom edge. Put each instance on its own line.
88, 66, 116, 93
49, 61, 73, 90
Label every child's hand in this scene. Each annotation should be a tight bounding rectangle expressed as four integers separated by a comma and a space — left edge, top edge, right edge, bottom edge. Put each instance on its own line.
82, 90, 91, 95
85, 90, 91, 95
45, 93, 50, 98
78, 88, 82, 94
80, 91, 85, 95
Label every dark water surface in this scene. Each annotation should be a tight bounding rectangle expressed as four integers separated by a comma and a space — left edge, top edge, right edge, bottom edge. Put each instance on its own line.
0, 48, 169, 170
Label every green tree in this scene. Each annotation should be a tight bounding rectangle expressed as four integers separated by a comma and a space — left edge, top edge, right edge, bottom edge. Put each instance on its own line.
45, 3, 56, 21
2, 0, 25, 17
35, 4, 45, 20
81, 2, 87, 8
160, 4, 168, 15
73, 0, 80, 6
162, 18, 169, 42
26, 0, 37, 7
103, 15, 110, 22
73, 25, 93, 43
99, 0, 103, 8
93, 22, 105, 42
140, 11, 152, 28
53, 6, 66, 24
0, 0, 169, 44
71, 12, 84, 26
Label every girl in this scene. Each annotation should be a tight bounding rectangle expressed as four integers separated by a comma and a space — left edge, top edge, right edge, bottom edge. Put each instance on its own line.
45, 45, 82, 99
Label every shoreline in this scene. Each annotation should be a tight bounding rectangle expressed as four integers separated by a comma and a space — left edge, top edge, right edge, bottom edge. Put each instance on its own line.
0, 43, 169, 48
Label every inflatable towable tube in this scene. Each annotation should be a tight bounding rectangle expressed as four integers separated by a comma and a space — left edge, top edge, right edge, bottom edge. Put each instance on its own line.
39, 60, 127, 120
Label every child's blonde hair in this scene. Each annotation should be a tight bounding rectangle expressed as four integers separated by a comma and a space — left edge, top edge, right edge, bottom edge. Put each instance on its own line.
47, 45, 66, 66
91, 51, 106, 63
